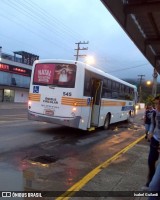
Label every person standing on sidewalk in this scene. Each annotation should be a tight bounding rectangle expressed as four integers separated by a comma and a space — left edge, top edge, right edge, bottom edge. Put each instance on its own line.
143, 96, 160, 190
148, 160, 160, 200
144, 103, 155, 140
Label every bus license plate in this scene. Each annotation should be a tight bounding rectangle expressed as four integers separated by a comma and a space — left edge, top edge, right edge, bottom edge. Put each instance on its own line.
44, 109, 54, 116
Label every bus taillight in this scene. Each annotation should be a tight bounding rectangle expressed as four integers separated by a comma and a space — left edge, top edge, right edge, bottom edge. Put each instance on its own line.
72, 107, 77, 111
28, 100, 32, 108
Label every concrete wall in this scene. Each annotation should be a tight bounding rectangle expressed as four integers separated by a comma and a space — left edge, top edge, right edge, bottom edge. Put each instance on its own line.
14, 90, 28, 103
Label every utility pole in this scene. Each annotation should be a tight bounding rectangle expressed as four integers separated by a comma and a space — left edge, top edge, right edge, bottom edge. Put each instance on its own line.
0, 46, 2, 58
138, 74, 145, 103
74, 41, 89, 61
152, 68, 158, 97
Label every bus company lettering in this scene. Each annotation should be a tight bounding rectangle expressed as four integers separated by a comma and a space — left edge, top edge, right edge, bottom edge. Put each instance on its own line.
43, 97, 58, 104
41, 104, 59, 109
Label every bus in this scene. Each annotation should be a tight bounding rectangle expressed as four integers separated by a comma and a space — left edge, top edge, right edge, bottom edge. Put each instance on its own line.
28, 59, 137, 131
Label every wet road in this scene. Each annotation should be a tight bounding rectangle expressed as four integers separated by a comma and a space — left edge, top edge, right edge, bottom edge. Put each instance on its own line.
0, 107, 144, 198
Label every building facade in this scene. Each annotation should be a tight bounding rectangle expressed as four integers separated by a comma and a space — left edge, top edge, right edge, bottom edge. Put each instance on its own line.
0, 48, 39, 103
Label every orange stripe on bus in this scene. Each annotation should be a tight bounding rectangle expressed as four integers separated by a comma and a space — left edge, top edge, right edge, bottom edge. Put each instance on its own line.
29, 93, 41, 101
101, 101, 126, 106
62, 100, 87, 103
62, 97, 86, 101
62, 97, 92, 100
61, 97, 90, 106
61, 97, 126, 107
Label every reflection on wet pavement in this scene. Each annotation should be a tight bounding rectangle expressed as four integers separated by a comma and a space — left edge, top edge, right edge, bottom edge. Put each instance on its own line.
22, 158, 83, 192
0, 162, 23, 190
0, 161, 31, 199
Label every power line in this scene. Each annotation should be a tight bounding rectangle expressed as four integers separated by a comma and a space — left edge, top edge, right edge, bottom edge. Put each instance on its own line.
13, 0, 86, 50
1, 0, 74, 50
23, 0, 83, 41
107, 63, 148, 73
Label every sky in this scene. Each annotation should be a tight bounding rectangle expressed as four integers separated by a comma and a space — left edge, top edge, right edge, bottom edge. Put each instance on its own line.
0, 0, 155, 82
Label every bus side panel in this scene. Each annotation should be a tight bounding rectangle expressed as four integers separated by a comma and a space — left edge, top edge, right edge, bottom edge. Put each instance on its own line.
98, 99, 132, 127
78, 100, 92, 130
74, 63, 89, 130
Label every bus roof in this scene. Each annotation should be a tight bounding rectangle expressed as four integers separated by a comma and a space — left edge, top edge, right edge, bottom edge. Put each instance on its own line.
34, 59, 137, 89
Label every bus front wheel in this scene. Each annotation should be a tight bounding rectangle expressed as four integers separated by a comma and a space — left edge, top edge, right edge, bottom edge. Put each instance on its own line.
103, 114, 110, 130
127, 111, 132, 123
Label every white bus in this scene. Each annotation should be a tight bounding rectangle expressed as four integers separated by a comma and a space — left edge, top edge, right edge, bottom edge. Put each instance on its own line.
28, 59, 137, 131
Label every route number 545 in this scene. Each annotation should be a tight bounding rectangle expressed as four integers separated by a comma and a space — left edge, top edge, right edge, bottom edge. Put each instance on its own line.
63, 92, 72, 96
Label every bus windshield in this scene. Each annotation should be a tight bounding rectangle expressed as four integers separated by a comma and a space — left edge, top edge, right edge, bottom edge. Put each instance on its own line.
33, 63, 76, 88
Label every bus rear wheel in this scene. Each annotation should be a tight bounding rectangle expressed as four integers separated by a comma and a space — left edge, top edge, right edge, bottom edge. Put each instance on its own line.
103, 114, 110, 130
127, 111, 132, 123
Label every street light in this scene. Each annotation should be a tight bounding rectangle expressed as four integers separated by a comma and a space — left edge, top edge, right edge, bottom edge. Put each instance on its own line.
85, 55, 95, 65
146, 80, 152, 86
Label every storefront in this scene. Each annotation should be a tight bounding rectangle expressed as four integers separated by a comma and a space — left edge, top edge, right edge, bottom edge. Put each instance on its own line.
0, 88, 29, 102
0, 62, 31, 103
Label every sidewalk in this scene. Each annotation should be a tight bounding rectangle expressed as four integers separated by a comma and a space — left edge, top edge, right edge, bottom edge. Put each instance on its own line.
77, 139, 150, 200
0, 102, 27, 109
68, 109, 155, 200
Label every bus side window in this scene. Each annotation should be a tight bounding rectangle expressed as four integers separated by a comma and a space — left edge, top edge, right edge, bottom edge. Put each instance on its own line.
102, 79, 112, 98
84, 70, 91, 96
111, 81, 120, 99
112, 91, 119, 99
124, 86, 131, 100
119, 84, 125, 100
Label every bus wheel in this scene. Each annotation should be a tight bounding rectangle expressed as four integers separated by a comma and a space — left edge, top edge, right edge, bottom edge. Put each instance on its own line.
103, 114, 110, 130
127, 111, 132, 123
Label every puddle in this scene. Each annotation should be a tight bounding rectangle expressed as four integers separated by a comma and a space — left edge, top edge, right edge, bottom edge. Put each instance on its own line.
30, 155, 58, 164
0, 162, 23, 190
0, 162, 23, 191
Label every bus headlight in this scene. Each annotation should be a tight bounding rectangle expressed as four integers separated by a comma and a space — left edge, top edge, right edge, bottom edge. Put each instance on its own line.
135, 105, 139, 110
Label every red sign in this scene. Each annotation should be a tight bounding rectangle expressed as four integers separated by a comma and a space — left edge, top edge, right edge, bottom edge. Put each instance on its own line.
33, 64, 55, 84
0, 63, 31, 76
13, 67, 26, 73
0, 63, 9, 71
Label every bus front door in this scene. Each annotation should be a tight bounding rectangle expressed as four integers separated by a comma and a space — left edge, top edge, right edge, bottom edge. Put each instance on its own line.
90, 79, 102, 127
